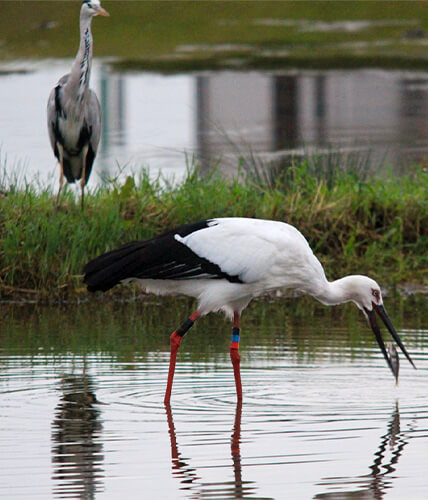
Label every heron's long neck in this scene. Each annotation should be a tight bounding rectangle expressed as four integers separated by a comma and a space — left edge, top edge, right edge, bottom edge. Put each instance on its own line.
312, 277, 354, 306
67, 15, 93, 102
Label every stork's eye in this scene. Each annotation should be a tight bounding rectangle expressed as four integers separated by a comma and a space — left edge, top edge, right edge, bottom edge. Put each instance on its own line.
372, 289, 380, 299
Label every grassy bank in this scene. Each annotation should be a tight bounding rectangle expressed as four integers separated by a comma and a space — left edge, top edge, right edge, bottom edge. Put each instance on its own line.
0, 159, 427, 302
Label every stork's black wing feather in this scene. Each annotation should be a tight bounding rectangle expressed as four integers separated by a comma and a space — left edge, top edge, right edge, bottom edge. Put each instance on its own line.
83, 220, 242, 292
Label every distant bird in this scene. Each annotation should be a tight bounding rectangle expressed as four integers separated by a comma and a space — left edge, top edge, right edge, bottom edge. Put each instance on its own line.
83, 217, 416, 403
47, 0, 109, 209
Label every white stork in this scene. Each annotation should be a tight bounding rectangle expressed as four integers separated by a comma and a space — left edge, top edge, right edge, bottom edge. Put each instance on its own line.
83, 217, 416, 403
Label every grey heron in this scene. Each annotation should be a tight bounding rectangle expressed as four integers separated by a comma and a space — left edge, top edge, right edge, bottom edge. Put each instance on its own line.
82, 217, 416, 403
47, 0, 109, 209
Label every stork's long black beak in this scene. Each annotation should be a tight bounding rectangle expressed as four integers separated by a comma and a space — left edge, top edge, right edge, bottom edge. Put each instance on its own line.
365, 304, 416, 381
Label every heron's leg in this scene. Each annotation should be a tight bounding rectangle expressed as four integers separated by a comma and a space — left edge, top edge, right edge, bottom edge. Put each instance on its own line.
55, 144, 65, 208
80, 181, 85, 211
164, 310, 200, 404
230, 312, 243, 401
80, 146, 89, 211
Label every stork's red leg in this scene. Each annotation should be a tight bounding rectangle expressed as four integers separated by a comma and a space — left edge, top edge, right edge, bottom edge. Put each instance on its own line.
231, 401, 243, 494
230, 312, 242, 401
164, 310, 200, 404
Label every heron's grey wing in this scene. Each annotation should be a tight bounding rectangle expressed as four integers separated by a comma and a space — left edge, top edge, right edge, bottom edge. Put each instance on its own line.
80, 89, 102, 185
86, 89, 102, 154
47, 87, 57, 153
47, 74, 70, 157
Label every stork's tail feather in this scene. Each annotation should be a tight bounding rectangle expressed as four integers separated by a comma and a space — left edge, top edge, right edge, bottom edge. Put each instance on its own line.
83, 241, 147, 292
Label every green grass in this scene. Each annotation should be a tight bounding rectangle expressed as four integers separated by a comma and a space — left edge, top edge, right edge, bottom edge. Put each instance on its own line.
0, 156, 427, 302
0, 1, 427, 70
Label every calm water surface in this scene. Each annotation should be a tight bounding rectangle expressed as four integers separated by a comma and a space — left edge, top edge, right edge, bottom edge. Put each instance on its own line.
0, 297, 427, 499
1, 62, 427, 189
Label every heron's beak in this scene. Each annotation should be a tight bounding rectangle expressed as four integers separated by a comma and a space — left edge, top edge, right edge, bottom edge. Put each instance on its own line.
97, 7, 110, 17
365, 303, 416, 381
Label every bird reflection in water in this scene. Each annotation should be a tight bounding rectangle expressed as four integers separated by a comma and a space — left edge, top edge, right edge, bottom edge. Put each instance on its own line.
315, 401, 408, 499
51, 374, 104, 499
165, 402, 272, 500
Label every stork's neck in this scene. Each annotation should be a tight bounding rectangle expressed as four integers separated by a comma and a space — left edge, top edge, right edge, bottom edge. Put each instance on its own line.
67, 14, 93, 102
312, 276, 355, 306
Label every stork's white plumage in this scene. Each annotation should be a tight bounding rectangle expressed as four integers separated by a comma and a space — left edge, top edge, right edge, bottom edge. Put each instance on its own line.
83, 217, 416, 403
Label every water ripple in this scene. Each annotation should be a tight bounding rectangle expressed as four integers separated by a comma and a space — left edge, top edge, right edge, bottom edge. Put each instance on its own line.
1, 324, 428, 498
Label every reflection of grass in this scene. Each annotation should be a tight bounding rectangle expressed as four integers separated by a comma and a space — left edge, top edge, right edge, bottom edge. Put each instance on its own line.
1, 1, 427, 70
0, 157, 427, 301
112, 53, 428, 74
1, 294, 426, 359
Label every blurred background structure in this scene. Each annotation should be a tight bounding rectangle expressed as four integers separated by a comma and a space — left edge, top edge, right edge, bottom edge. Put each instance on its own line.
0, 0, 426, 185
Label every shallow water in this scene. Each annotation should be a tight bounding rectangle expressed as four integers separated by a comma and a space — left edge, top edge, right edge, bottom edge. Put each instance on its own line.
1, 62, 428, 190
0, 296, 427, 499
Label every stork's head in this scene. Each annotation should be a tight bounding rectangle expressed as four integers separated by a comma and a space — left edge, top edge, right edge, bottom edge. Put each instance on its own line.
81, 0, 109, 18
342, 275, 383, 312
344, 275, 415, 380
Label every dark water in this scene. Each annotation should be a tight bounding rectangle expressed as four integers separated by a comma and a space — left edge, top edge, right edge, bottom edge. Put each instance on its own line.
0, 296, 427, 499
1, 63, 427, 190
